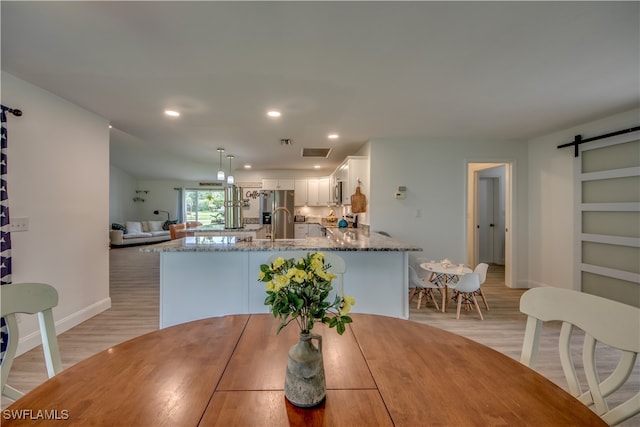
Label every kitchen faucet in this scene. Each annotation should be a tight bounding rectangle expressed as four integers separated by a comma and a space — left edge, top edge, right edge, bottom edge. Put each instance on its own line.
271, 206, 292, 242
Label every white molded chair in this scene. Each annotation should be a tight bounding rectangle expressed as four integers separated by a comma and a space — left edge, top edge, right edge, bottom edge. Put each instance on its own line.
267, 252, 346, 296
520, 287, 640, 426
408, 265, 440, 310
1, 282, 63, 400
449, 273, 483, 320
473, 263, 490, 310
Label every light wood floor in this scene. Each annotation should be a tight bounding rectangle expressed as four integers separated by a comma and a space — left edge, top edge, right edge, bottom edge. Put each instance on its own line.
3, 247, 639, 425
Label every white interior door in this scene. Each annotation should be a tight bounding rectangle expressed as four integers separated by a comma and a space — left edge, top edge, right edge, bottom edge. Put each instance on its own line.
478, 178, 495, 263
575, 131, 639, 305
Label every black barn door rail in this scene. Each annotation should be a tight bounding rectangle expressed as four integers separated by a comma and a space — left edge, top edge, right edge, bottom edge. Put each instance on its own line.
557, 125, 640, 157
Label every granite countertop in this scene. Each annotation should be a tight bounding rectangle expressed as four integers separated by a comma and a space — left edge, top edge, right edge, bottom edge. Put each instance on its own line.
185, 224, 264, 233
140, 227, 422, 253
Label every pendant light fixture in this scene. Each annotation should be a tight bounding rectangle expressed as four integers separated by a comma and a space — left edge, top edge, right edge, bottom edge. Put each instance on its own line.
217, 148, 225, 181
226, 155, 235, 185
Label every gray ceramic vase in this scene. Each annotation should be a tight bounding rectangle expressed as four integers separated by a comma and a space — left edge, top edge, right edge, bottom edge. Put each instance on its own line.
284, 332, 326, 407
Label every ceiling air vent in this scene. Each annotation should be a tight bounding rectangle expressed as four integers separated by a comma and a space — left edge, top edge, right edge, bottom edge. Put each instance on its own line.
301, 148, 332, 158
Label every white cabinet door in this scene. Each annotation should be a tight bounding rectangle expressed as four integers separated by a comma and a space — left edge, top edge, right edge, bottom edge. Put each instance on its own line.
305, 177, 331, 206
306, 178, 319, 205
294, 224, 308, 239
262, 179, 278, 190
348, 158, 366, 196
278, 179, 295, 190
262, 179, 295, 190
295, 176, 331, 206
294, 179, 308, 206
307, 224, 324, 237
318, 178, 331, 205
341, 157, 367, 205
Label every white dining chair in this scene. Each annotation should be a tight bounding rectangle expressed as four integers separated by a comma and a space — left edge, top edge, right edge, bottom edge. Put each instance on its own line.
408, 265, 440, 311
1, 282, 63, 400
520, 287, 640, 426
473, 263, 490, 310
448, 273, 483, 320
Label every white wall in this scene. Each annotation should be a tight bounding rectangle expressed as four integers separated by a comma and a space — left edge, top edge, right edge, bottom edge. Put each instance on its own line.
527, 108, 639, 290
134, 179, 187, 222
369, 138, 529, 286
2, 72, 111, 354
109, 165, 139, 224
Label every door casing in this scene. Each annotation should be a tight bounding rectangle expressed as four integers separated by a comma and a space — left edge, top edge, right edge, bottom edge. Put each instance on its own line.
467, 162, 514, 287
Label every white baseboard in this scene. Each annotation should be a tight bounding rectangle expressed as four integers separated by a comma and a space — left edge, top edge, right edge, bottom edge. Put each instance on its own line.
16, 297, 112, 357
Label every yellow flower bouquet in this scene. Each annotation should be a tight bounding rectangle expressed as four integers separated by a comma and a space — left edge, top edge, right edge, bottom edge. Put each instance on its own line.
258, 252, 355, 335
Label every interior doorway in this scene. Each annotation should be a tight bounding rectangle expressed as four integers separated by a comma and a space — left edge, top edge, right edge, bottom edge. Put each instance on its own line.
467, 162, 513, 287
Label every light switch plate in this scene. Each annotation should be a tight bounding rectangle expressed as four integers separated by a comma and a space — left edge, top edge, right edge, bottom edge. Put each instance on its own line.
10, 217, 29, 232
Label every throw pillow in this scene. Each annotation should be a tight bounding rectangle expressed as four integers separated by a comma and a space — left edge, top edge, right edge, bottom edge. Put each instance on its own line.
141, 221, 151, 232
162, 220, 177, 230
111, 223, 127, 234
148, 220, 164, 231
125, 221, 143, 234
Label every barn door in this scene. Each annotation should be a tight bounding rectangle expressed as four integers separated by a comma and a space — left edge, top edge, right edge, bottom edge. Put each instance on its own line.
576, 130, 640, 306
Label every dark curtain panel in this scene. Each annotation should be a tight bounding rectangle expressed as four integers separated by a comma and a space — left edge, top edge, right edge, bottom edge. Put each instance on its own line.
1, 105, 14, 363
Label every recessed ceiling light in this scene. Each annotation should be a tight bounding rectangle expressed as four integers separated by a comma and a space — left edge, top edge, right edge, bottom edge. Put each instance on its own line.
108, 125, 113, 129
328, 133, 339, 140
267, 111, 281, 118
313, 165, 321, 169
164, 110, 180, 117
244, 164, 252, 169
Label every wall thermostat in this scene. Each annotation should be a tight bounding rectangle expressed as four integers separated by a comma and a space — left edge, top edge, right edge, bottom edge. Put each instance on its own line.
394, 186, 406, 199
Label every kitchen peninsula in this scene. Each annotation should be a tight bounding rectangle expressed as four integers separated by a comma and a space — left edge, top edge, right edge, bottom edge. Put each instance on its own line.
142, 228, 422, 328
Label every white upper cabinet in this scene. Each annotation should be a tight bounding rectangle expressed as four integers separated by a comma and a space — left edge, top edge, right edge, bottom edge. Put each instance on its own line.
262, 179, 294, 190
261, 157, 366, 206
317, 177, 331, 206
294, 177, 331, 206
333, 156, 367, 205
294, 179, 308, 205
304, 179, 317, 206
306, 177, 332, 206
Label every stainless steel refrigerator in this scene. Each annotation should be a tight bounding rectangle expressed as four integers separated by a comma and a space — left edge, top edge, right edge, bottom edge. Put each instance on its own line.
259, 190, 294, 239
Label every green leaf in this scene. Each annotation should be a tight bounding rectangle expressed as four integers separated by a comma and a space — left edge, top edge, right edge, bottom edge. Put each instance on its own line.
259, 251, 356, 337
291, 294, 304, 310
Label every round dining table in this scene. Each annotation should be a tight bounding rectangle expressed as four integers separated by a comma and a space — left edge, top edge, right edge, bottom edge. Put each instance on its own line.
420, 261, 473, 312
3, 314, 604, 426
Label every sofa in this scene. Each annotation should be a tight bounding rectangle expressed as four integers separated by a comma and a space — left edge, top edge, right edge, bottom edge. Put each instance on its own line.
110, 220, 171, 247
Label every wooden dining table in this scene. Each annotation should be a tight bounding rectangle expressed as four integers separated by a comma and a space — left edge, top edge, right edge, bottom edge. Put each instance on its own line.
3, 314, 604, 426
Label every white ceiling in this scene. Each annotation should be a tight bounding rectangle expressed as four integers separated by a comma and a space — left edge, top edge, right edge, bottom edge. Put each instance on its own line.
2, 2, 638, 180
